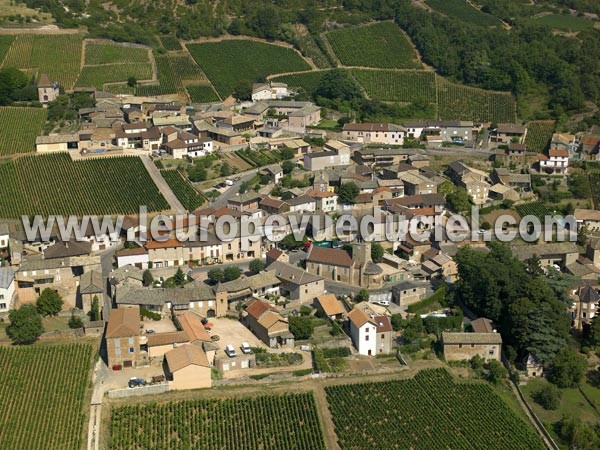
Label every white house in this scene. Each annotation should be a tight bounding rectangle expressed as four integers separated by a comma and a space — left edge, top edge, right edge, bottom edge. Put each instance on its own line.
347, 307, 393, 356
163, 130, 213, 159
251, 82, 289, 102
115, 247, 149, 269
540, 148, 569, 175
0, 267, 15, 313
0, 223, 9, 249
286, 195, 317, 214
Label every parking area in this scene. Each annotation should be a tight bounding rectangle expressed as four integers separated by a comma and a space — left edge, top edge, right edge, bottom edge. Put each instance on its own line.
209, 317, 268, 357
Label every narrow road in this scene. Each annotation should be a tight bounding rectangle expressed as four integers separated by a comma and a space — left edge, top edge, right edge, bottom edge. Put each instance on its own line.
139, 155, 186, 213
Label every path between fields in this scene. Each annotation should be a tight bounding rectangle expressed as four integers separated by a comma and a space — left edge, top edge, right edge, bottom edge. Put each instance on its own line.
138, 154, 186, 213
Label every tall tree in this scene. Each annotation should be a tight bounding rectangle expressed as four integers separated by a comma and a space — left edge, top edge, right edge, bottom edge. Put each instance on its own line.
36, 288, 63, 316
6, 305, 43, 345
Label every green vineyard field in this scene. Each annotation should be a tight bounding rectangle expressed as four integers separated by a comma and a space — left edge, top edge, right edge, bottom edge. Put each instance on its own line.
76, 63, 153, 90
0, 154, 168, 218
159, 35, 182, 51
270, 71, 327, 98
0, 35, 15, 63
0, 107, 47, 156
524, 120, 555, 153
1, 34, 83, 89
351, 69, 436, 103
426, 0, 502, 27
437, 79, 516, 123
85, 41, 149, 65
135, 53, 207, 97
186, 85, 220, 103
326, 22, 421, 69
326, 369, 545, 450
187, 40, 311, 98
515, 202, 552, 221
161, 169, 204, 211
109, 393, 326, 450
0, 343, 94, 450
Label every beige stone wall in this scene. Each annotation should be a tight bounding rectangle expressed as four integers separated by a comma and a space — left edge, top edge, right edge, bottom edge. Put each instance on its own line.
307, 262, 352, 284
107, 336, 144, 368
148, 247, 184, 267
443, 343, 501, 362
169, 365, 211, 390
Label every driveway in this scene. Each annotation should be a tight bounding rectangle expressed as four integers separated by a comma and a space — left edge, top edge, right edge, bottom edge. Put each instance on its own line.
139, 154, 186, 213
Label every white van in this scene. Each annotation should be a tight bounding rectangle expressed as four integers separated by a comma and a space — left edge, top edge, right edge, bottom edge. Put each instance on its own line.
241, 342, 252, 354
225, 344, 237, 357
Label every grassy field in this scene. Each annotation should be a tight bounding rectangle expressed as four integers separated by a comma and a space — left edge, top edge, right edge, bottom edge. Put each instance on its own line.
326, 369, 545, 450
0, 154, 168, 218
76, 63, 153, 89
135, 52, 207, 97
85, 41, 150, 65
0, 107, 46, 156
438, 78, 517, 123
351, 69, 436, 103
187, 40, 311, 98
426, 0, 502, 27
0, 343, 95, 450
534, 14, 595, 32
109, 393, 326, 450
326, 22, 421, 69
1, 34, 83, 89
186, 84, 220, 103
0, 0, 54, 24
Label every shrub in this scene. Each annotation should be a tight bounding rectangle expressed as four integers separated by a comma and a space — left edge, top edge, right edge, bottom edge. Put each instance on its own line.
140, 307, 161, 321
533, 383, 562, 410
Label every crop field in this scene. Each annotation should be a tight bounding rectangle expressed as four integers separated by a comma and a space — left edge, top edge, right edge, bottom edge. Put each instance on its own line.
270, 71, 327, 98
0, 343, 94, 450
515, 201, 552, 221
104, 84, 135, 95
0, 107, 46, 156
159, 35, 182, 51
186, 84, 220, 103
0, 34, 15, 63
0, 154, 168, 218
161, 169, 203, 211
534, 14, 595, 32
1, 34, 83, 89
135, 53, 207, 97
76, 63, 153, 90
524, 120, 555, 153
437, 79, 517, 123
85, 41, 149, 65
326, 22, 421, 69
351, 69, 436, 103
426, 0, 502, 27
109, 393, 326, 450
326, 369, 545, 450
589, 173, 600, 209
187, 40, 311, 98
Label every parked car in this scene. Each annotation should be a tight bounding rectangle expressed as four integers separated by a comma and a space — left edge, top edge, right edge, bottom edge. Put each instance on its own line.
128, 377, 146, 388
241, 342, 252, 354
225, 344, 237, 357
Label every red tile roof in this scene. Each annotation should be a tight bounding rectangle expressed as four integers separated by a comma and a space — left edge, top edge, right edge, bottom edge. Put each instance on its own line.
307, 247, 353, 267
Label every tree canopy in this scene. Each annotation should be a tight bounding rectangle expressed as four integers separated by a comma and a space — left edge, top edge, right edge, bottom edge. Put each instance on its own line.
36, 288, 64, 317
7, 305, 43, 345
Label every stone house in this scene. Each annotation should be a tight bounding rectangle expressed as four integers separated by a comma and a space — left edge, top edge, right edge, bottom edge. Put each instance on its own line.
38, 73, 59, 104
243, 298, 294, 348
105, 306, 147, 369
164, 344, 211, 390
266, 260, 324, 303
347, 307, 393, 356
0, 267, 15, 313
442, 332, 502, 362
315, 293, 345, 321
392, 281, 428, 310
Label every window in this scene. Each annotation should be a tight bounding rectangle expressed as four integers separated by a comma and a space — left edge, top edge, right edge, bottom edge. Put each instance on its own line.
471, 344, 475, 348
0, 294, 3, 300
115, 348, 121, 356
489, 349, 495, 356
458, 344, 463, 348
365, 335, 369, 341
128, 337, 134, 345
129, 347, 135, 353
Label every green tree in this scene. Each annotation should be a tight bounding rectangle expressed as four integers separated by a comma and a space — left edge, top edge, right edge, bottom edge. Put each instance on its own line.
371, 242, 384, 262
223, 265, 241, 282
577, 225, 588, 247
556, 416, 600, 450
142, 270, 154, 287
289, 316, 314, 340
127, 76, 137, 87
174, 267, 186, 286
486, 360, 507, 384
249, 259, 265, 274
68, 314, 83, 329
220, 163, 231, 177
446, 187, 471, 212
232, 80, 253, 101
208, 268, 224, 284
6, 305, 43, 345
356, 289, 369, 302
338, 182, 359, 204
532, 383, 561, 410
90, 295, 101, 321
280, 148, 294, 160
315, 69, 363, 102
281, 160, 294, 174
280, 233, 305, 250
36, 288, 63, 316
548, 348, 587, 388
